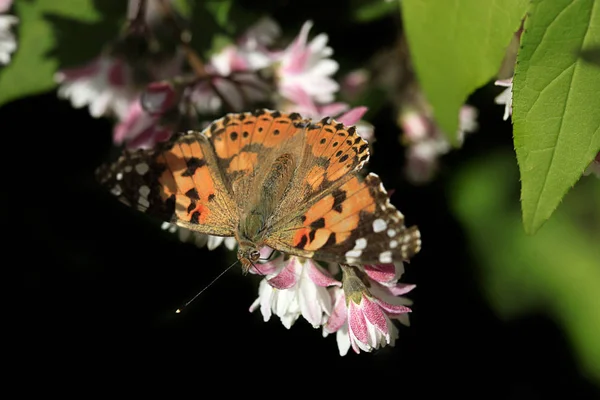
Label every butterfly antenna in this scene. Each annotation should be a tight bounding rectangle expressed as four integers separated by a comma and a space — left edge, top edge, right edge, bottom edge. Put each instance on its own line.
175, 259, 239, 314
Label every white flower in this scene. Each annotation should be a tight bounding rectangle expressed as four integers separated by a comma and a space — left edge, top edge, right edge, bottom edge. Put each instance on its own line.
494, 78, 513, 121
249, 256, 341, 329
0, 13, 18, 66
55, 57, 137, 119
274, 20, 339, 105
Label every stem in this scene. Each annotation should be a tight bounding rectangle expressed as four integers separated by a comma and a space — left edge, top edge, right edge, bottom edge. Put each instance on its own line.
157, 0, 208, 78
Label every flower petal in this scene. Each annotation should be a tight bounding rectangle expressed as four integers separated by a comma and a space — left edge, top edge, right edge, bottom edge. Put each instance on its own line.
306, 260, 341, 287
337, 106, 368, 126
267, 257, 300, 289
361, 296, 390, 339
336, 324, 351, 356
324, 287, 347, 333
347, 301, 369, 347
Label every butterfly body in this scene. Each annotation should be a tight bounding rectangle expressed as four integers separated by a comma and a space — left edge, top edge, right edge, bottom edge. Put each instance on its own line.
97, 110, 421, 272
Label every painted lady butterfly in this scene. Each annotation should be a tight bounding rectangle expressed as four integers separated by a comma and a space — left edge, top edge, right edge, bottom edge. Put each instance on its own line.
96, 110, 421, 272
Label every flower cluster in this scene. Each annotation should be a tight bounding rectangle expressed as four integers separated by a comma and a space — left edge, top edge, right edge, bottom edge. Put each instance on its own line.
248, 253, 414, 356
54, 0, 372, 150
0, 0, 18, 66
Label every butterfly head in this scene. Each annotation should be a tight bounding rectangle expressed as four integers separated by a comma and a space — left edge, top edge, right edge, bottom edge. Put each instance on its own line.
237, 240, 261, 274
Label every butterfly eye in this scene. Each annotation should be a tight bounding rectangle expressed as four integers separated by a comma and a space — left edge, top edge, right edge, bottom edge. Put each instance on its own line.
249, 250, 260, 261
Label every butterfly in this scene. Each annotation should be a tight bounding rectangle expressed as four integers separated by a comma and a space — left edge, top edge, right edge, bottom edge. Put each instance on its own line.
96, 109, 421, 272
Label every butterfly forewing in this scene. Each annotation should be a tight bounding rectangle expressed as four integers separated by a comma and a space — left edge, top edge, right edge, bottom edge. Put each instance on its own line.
96, 133, 238, 236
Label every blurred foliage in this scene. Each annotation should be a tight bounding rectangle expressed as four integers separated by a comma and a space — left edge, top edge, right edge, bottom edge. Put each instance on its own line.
351, 0, 399, 23
452, 151, 600, 382
400, 0, 528, 144
513, 0, 600, 235
0, 0, 125, 107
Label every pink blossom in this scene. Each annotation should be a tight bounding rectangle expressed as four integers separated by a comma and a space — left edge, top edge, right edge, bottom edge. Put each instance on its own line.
140, 81, 178, 115
249, 257, 341, 329
363, 262, 405, 286
274, 20, 339, 105
190, 18, 279, 113
324, 266, 414, 355
55, 57, 137, 119
402, 105, 478, 184
280, 88, 374, 141
341, 69, 369, 102
113, 99, 171, 149
494, 77, 513, 121
0, 0, 13, 13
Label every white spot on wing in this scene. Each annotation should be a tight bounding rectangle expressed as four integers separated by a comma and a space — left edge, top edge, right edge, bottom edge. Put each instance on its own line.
116, 172, 123, 181
139, 185, 151, 198
387, 229, 396, 237
345, 249, 362, 258
390, 240, 398, 249
354, 238, 367, 250
373, 218, 387, 233
135, 163, 149, 175
138, 197, 150, 208
110, 184, 122, 196
379, 251, 392, 263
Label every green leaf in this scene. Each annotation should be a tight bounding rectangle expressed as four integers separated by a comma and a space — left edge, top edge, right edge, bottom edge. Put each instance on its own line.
400, 0, 528, 143
452, 151, 600, 383
513, 0, 600, 234
0, 0, 124, 107
352, 0, 399, 23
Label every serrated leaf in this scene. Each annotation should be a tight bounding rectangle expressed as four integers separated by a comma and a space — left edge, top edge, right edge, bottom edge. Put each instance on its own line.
513, 0, 600, 234
400, 0, 528, 143
0, 0, 123, 107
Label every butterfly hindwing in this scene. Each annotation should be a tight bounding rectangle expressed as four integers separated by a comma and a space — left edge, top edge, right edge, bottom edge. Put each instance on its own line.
266, 172, 421, 264
96, 132, 238, 236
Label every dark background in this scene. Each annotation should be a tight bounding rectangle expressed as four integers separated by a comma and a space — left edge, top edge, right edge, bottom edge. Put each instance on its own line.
5, 1, 600, 396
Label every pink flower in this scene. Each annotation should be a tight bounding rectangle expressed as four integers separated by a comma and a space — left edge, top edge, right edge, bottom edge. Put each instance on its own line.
0, 0, 17, 66
494, 77, 513, 121
55, 57, 137, 119
402, 104, 478, 184
140, 81, 178, 116
249, 256, 341, 329
274, 20, 339, 105
341, 69, 369, 102
280, 88, 374, 141
323, 265, 414, 355
113, 98, 172, 149
363, 262, 405, 286
191, 18, 279, 113
0, 0, 13, 13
